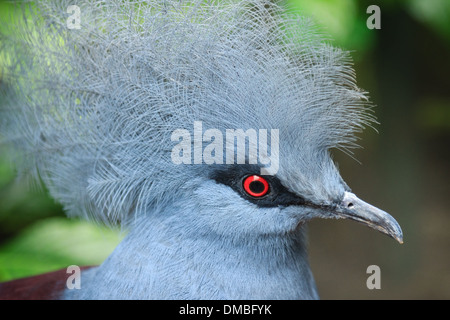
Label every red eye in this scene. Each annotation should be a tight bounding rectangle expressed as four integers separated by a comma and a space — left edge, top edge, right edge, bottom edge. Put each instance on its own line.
243, 175, 270, 198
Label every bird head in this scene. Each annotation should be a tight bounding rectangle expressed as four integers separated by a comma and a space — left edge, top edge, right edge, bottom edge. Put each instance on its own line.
1, 0, 402, 244
168, 142, 402, 243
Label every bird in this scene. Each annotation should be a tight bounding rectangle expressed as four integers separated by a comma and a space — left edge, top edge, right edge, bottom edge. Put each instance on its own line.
0, 0, 403, 300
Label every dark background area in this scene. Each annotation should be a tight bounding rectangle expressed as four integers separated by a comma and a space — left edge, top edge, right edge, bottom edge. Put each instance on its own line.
0, 0, 449, 299
306, 0, 450, 299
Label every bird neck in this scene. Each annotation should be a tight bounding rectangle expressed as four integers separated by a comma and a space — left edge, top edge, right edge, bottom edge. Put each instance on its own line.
64, 211, 319, 299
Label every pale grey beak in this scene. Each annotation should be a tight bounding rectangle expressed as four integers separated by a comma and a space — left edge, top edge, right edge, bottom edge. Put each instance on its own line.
335, 192, 403, 244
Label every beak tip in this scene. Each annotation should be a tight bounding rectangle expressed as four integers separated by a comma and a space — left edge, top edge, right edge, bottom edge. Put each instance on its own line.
395, 232, 404, 244
390, 221, 403, 244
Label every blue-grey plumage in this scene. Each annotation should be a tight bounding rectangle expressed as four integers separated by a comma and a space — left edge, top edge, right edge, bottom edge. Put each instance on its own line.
0, 0, 402, 299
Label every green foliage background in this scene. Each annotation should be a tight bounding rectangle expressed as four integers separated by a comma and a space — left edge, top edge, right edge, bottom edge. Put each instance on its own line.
0, 0, 449, 299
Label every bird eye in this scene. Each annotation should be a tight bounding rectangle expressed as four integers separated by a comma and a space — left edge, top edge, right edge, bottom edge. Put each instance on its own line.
243, 175, 270, 198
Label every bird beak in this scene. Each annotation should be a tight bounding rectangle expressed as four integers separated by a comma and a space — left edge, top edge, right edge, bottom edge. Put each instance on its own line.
334, 191, 403, 244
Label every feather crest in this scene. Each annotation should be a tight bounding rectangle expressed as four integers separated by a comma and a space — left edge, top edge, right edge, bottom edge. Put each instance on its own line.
0, 0, 374, 225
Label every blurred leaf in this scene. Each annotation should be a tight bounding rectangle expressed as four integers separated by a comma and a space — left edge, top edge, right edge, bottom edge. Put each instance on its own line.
287, 0, 375, 53
0, 217, 124, 281
0, 157, 15, 189
0, 154, 65, 237
415, 98, 450, 131
408, 0, 450, 43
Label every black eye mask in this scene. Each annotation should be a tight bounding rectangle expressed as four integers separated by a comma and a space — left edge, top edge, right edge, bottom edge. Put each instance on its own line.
209, 164, 308, 208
